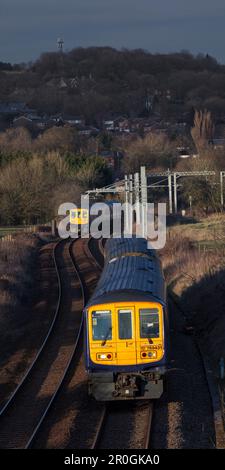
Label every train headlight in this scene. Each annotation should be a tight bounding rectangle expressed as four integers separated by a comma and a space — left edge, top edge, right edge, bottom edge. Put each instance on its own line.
148, 351, 157, 358
97, 353, 113, 361
141, 351, 157, 359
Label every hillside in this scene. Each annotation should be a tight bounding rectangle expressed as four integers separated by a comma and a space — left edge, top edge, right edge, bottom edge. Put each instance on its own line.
1, 48, 225, 124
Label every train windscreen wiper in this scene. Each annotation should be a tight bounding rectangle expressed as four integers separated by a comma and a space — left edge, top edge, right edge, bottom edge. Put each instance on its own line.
101, 327, 112, 346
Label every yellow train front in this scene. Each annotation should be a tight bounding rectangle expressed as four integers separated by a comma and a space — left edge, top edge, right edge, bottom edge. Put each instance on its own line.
84, 237, 169, 401
70, 208, 89, 233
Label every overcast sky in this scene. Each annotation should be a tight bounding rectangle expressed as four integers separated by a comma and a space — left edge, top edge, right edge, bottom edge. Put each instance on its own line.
1, 0, 225, 63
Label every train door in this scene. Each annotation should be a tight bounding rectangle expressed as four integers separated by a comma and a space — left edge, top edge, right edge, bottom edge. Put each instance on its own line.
116, 307, 137, 365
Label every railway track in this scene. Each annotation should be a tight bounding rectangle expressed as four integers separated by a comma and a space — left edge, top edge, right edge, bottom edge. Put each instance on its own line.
88, 237, 105, 270
89, 238, 154, 450
0, 238, 84, 449
145, 402, 154, 449
91, 405, 107, 449
0, 235, 156, 449
27, 236, 102, 449
91, 401, 154, 449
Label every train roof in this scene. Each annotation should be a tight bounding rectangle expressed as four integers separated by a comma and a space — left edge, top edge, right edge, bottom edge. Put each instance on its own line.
104, 236, 156, 261
86, 237, 166, 308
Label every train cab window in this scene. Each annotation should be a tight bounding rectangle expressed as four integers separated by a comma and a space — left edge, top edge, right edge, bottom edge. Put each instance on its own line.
118, 309, 132, 339
139, 308, 160, 338
92, 310, 112, 341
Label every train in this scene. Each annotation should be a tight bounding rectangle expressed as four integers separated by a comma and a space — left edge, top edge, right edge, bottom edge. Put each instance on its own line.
69, 201, 119, 236
70, 208, 89, 226
84, 237, 169, 401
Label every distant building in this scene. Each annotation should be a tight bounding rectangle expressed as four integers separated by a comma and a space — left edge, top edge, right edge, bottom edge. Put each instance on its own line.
13, 114, 53, 133
99, 150, 123, 171
0, 102, 28, 114
62, 115, 85, 127
210, 138, 225, 149
0, 102, 37, 130
13, 115, 34, 131
52, 114, 86, 128
59, 78, 68, 89
103, 120, 115, 131
78, 126, 99, 136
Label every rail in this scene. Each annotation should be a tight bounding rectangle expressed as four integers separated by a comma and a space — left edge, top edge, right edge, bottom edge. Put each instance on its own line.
0, 238, 85, 449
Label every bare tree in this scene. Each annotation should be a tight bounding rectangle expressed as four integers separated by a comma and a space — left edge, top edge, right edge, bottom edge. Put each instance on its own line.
191, 109, 215, 155
0, 127, 32, 152
34, 126, 80, 153
123, 133, 175, 172
0, 152, 70, 224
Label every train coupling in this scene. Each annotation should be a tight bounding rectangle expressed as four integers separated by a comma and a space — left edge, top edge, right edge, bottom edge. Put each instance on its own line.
113, 373, 139, 398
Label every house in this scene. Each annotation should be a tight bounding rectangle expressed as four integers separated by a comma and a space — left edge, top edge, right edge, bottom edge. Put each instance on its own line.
13, 115, 34, 131
103, 120, 115, 131
0, 102, 28, 114
62, 115, 85, 127
59, 78, 68, 89
0, 102, 36, 129
51, 115, 64, 126
99, 150, 123, 170
51, 114, 85, 128
113, 116, 129, 132
69, 77, 80, 89
131, 118, 147, 132
166, 89, 172, 101
210, 138, 225, 149
78, 126, 99, 136
13, 114, 53, 133
102, 115, 126, 131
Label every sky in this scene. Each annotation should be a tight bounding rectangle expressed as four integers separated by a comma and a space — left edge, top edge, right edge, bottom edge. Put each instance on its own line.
1, 0, 225, 64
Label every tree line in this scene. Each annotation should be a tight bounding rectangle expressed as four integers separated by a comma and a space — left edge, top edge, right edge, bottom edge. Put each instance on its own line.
1, 48, 225, 121
0, 148, 111, 225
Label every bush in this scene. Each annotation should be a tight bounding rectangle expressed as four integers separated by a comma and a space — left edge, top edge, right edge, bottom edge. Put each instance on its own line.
0, 152, 111, 225
123, 133, 177, 172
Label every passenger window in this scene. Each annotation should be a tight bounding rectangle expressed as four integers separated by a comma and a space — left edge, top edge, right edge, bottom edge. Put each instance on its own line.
118, 309, 132, 339
139, 309, 160, 338
92, 310, 112, 341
